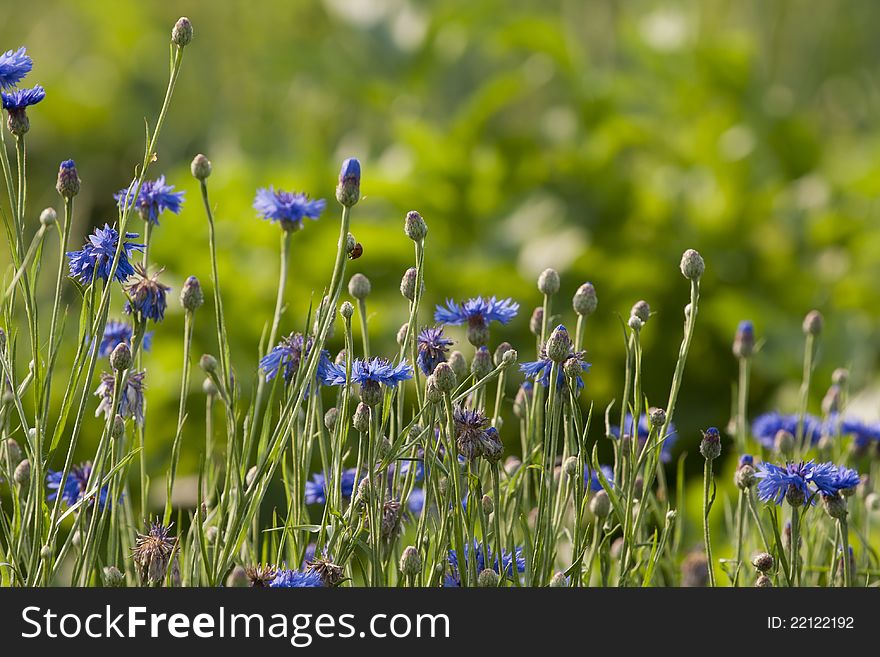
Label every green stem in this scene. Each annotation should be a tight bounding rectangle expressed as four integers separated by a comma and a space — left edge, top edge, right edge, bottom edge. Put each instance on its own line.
702, 457, 716, 587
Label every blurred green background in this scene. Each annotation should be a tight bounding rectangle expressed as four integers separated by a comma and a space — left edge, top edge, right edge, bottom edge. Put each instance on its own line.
2, 0, 880, 501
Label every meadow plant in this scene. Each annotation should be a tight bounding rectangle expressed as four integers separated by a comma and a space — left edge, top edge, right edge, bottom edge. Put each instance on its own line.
0, 19, 877, 589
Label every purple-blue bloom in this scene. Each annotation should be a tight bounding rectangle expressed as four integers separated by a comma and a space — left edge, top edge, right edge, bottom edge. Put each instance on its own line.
254, 186, 326, 231
416, 326, 453, 375
586, 464, 615, 492
124, 265, 170, 323
836, 417, 880, 450
1, 84, 44, 110
46, 462, 111, 508
304, 468, 359, 505
444, 540, 525, 587
751, 412, 823, 448
755, 460, 838, 505
67, 224, 144, 284
0, 47, 32, 90
520, 346, 591, 391
434, 296, 519, 327
325, 357, 413, 388
407, 487, 425, 515
98, 320, 152, 357
269, 568, 324, 588
828, 464, 860, 494
260, 333, 334, 386
610, 413, 678, 463
114, 176, 185, 226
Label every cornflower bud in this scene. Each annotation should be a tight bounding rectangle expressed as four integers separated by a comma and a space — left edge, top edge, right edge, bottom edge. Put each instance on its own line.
546, 325, 571, 363
755, 574, 773, 588
39, 207, 56, 227
340, 301, 354, 320
56, 160, 81, 198
404, 210, 427, 242
529, 307, 544, 337
432, 362, 457, 393
226, 566, 249, 588
336, 157, 361, 207
171, 17, 193, 47
572, 282, 597, 316
481, 494, 494, 516
110, 342, 132, 372
699, 427, 721, 461
13, 458, 30, 486
103, 566, 125, 587
631, 300, 650, 323
680, 248, 705, 280
396, 322, 409, 347
537, 268, 560, 296
400, 267, 420, 301
752, 552, 774, 573
774, 429, 794, 456
822, 493, 847, 520
733, 320, 755, 359
627, 315, 643, 332
590, 490, 611, 518
202, 377, 218, 396
180, 276, 204, 312
803, 310, 823, 337
324, 407, 339, 432
353, 402, 371, 433
425, 376, 443, 404
199, 354, 218, 374
447, 351, 467, 382
471, 346, 493, 379
399, 546, 422, 577
493, 342, 513, 367
549, 572, 567, 587
348, 273, 371, 300
563, 456, 579, 478
477, 569, 498, 588
190, 154, 212, 180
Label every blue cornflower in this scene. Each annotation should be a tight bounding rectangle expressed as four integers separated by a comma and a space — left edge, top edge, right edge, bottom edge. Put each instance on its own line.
444, 541, 525, 587
269, 568, 325, 588
586, 464, 615, 492
520, 345, 591, 391
1, 84, 44, 110
46, 462, 111, 508
416, 326, 453, 375
0, 47, 32, 90
751, 412, 823, 448
67, 224, 144, 284
828, 464, 860, 494
836, 417, 880, 450
755, 461, 838, 506
94, 370, 146, 426
407, 488, 425, 515
259, 332, 334, 387
114, 176, 185, 226
325, 357, 413, 388
610, 413, 679, 463
124, 265, 170, 323
254, 186, 326, 231
304, 468, 359, 505
98, 320, 152, 358
434, 296, 519, 327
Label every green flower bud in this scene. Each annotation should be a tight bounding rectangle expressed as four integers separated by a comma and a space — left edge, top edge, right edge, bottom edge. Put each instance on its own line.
404, 210, 427, 242
171, 17, 193, 47
348, 273, 371, 300
180, 276, 204, 312
190, 153, 212, 180
399, 546, 422, 577
103, 566, 126, 587
631, 300, 650, 323
340, 301, 354, 320
573, 282, 597, 316
477, 568, 498, 587
679, 248, 705, 280
537, 268, 560, 296
110, 342, 132, 372
353, 402, 371, 433
803, 309, 823, 336
40, 207, 57, 227
433, 362, 457, 393
589, 490, 611, 518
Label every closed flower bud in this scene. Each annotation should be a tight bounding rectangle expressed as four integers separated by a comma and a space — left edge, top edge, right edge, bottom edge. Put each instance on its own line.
40, 545, 52, 561
774, 429, 794, 456
399, 546, 422, 577
802, 309, 823, 336
396, 322, 409, 346
501, 348, 518, 368
404, 210, 427, 242
400, 267, 420, 301
832, 368, 849, 386
202, 377, 218, 396
822, 493, 847, 520
359, 380, 382, 406
477, 568, 498, 587
1, 439, 22, 466
755, 574, 773, 588
199, 353, 218, 374
179, 276, 204, 312
353, 402, 371, 433
39, 207, 57, 227
466, 322, 490, 347
111, 414, 126, 440
537, 268, 560, 296
447, 351, 467, 383
432, 362, 457, 393
549, 572, 567, 587
424, 376, 443, 404
171, 17, 193, 47
735, 464, 756, 490
529, 307, 544, 336
631, 300, 650, 323
649, 407, 666, 428
546, 325, 571, 363
348, 273, 371, 300
56, 160, 81, 198
103, 566, 125, 587
324, 407, 339, 432
340, 301, 354, 320
190, 153, 212, 180
13, 458, 30, 486
110, 342, 132, 371
563, 455, 579, 478
733, 320, 755, 358
680, 248, 705, 280
336, 157, 361, 207
563, 357, 583, 380
590, 490, 611, 518
481, 494, 494, 516
493, 342, 513, 367
785, 484, 805, 508
573, 282, 598, 316
471, 346, 493, 379
752, 552, 774, 573
627, 315, 643, 332
227, 565, 249, 588
699, 427, 722, 460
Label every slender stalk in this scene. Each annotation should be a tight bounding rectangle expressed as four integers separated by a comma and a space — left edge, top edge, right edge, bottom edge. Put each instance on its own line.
702, 457, 716, 587
165, 310, 194, 524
